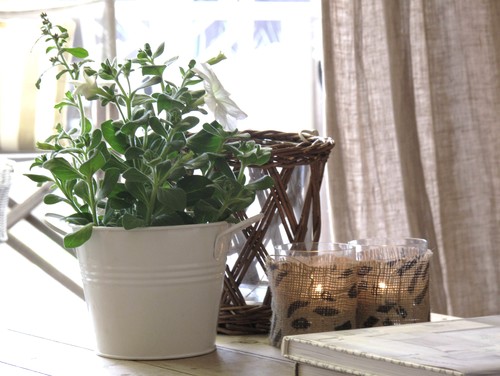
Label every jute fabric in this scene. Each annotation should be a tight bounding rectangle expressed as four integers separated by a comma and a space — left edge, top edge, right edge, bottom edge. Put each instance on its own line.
267, 255, 358, 347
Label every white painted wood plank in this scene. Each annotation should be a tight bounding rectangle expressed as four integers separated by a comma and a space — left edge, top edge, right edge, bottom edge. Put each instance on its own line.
0, 361, 49, 376
216, 334, 284, 359
0, 329, 294, 376
0, 330, 188, 376
144, 346, 294, 376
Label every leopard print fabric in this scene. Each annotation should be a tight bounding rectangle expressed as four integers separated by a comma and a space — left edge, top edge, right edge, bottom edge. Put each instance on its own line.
356, 249, 433, 328
266, 255, 358, 347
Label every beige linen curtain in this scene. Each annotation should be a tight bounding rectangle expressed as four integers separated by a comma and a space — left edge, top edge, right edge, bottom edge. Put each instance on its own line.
321, 0, 500, 317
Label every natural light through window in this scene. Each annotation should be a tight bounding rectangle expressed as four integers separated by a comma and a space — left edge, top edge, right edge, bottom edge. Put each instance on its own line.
109, 0, 322, 133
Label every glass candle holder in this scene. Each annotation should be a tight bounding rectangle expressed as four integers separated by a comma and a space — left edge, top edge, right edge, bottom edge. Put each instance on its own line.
266, 242, 357, 347
348, 238, 432, 328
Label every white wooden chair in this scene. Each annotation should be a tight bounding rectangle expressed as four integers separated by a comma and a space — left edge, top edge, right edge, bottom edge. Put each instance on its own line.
0, 158, 13, 242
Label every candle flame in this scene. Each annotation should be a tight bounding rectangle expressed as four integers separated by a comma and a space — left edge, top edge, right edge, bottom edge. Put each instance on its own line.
378, 282, 387, 289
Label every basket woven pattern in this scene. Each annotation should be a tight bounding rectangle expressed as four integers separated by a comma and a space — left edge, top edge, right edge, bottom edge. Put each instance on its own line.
218, 131, 334, 334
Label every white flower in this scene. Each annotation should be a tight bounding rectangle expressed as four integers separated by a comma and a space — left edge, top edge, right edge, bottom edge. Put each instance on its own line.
193, 63, 247, 131
72, 72, 99, 100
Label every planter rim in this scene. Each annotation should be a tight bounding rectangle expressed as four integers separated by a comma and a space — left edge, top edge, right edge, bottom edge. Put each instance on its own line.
72, 221, 229, 233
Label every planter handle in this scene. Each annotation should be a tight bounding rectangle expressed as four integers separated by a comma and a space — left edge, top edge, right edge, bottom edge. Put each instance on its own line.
213, 213, 264, 261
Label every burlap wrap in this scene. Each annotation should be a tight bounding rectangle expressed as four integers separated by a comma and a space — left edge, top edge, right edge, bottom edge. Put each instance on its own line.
266, 255, 358, 347
356, 248, 433, 328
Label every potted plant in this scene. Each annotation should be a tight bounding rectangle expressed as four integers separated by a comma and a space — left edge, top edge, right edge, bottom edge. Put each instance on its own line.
26, 13, 273, 360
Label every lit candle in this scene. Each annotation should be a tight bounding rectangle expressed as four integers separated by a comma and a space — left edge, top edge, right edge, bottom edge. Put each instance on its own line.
314, 283, 323, 294
375, 279, 401, 303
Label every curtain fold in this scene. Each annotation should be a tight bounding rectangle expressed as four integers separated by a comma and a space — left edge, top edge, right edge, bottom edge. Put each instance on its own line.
321, 0, 500, 316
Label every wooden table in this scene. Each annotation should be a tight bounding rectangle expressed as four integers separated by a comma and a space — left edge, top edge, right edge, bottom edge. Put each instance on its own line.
0, 328, 293, 375
0, 251, 292, 375
0, 242, 455, 376
1, 315, 457, 376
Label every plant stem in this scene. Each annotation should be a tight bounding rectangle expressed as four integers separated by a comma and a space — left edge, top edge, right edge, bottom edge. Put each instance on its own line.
237, 163, 247, 185
86, 176, 99, 225
146, 174, 160, 226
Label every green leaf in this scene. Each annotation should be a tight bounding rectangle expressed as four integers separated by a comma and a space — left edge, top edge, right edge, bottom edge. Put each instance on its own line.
56, 147, 83, 155
157, 93, 184, 113
140, 65, 166, 77
124, 147, 144, 161
163, 55, 179, 67
156, 160, 172, 178
89, 129, 103, 150
187, 129, 224, 154
227, 192, 256, 212
131, 94, 155, 106
149, 116, 169, 139
102, 120, 128, 154
96, 139, 111, 160
43, 194, 68, 205
24, 173, 54, 183
108, 197, 134, 210
176, 116, 200, 132
163, 139, 185, 155
124, 181, 149, 203
152, 42, 165, 59
65, 212, 93, 225
81, 116, 92, 135
157, 187, 187, 212
122, 213, 146, 230
229, 142, 272, 167
63, 223, 93, 248
121, 121, 141, 136
138, 76, 163, 91
177, 176, 215, 206
36, 142, 56, 151
43, 158, 82, 181
202, 122, 227, 136
213, 158, 235, 180
151, 212, 188, 226
63, 47, 89, 59
184, 153, 210, 170
245, 175, 274, 191
193, 199, 221, 223
206, 52, 227, 66
74, 180, 91, 203
97, 168, 120, 200
79, 150, 106, 176
102, 153, 129, 172
123, 167, 150, 183
166, 165, 186, 181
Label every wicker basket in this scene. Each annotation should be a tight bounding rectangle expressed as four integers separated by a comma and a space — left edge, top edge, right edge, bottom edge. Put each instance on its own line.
218, 130, 335, 335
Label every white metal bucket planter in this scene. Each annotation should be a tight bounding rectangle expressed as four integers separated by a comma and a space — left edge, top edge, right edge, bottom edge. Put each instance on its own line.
50, 215, 261, 360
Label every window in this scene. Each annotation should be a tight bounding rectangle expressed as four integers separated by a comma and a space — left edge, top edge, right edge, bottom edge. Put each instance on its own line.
110, 0, 322, 132
0, 0, 321, 152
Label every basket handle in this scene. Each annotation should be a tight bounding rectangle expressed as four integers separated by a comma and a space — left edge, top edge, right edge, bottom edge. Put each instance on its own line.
213, 213, 264, 261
